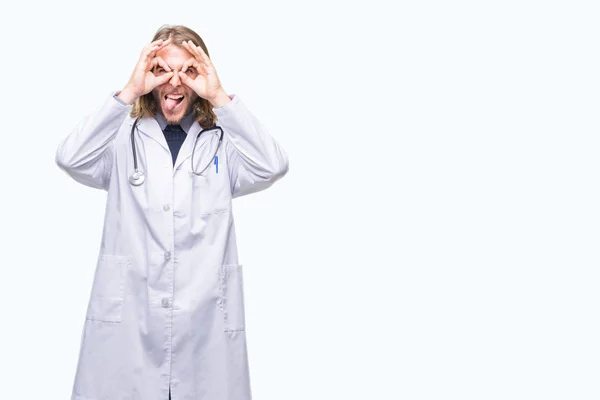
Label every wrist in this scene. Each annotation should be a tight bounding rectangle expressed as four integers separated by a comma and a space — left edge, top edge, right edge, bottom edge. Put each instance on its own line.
208, 90, 231, 108
117, 87, 139, 105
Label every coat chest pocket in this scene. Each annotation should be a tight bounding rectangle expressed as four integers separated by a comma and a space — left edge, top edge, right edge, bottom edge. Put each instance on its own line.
192, 175, 212, 215
219, 264, 246, 332
191, 167, 232, 215
86, 255, 129, 323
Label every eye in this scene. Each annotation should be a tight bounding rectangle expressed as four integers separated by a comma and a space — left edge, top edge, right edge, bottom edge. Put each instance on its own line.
185, 67, 196, 75
154, 67, 166, 75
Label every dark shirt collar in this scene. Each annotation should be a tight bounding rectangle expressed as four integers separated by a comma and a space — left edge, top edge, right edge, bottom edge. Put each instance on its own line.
155, 111, 195, 134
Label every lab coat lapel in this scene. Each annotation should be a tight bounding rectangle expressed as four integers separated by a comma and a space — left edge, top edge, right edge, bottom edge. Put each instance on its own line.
173, 122, 201, 173
130, 117, 169, 153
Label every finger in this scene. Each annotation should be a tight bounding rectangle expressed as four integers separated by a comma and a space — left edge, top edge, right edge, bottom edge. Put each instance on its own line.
193, 42, 214, 69
189, 40, 211, 62
178, 71, 192, 87
151, 38, 168, 46
146, 56, 158, 71
155, 38, 172, 52
154, 71, 174, 86
183, 40, 204, 61
154, 56, 171, 72
181, 57, 199, 73
147, 42, 169, 60
181, 41, 198, 60
182, 40, 213, 68
147, 56, 167, 72
141, 44, 162, 63
142, 39, 166, 57
142, 38, 172, 62
149, 38, 171, 50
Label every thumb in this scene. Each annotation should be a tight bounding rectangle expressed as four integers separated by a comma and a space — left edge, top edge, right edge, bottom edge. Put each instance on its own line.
156, 71, 174, 86
178, 71, 192, 86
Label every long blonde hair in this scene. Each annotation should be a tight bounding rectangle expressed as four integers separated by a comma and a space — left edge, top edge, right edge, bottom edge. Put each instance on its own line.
130, 25, 217, 129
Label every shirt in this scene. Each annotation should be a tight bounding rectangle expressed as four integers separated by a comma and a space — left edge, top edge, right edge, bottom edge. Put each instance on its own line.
113, 94, 195, 166
155, 112, 195, 165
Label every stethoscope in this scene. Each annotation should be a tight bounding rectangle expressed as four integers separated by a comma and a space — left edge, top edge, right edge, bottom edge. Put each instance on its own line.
129, 116, 224, 186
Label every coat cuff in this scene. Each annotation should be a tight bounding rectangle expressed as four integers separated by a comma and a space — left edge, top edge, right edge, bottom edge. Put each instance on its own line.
112, 91, 134, 109
212, 94, 239, 116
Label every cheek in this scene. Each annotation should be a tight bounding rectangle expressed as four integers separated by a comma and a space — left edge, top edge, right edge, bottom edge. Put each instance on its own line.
185, 90, 198, 102
152, 87, 165, 102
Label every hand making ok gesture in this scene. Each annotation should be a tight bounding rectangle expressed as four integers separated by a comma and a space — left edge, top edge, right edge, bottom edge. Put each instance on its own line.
119, 39, 175, 104
178, 40, 227, 104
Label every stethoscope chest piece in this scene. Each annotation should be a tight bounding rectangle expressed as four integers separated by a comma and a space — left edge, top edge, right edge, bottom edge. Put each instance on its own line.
129, 171, 146, 186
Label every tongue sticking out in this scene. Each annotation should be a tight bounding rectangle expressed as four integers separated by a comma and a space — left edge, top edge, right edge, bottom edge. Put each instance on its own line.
165, 97, 182, 111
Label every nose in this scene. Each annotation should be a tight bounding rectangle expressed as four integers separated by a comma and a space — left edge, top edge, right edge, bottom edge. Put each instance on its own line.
169, 70, 181, 87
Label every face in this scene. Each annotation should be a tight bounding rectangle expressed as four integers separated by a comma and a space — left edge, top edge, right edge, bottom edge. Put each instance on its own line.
151, 44, 199, 124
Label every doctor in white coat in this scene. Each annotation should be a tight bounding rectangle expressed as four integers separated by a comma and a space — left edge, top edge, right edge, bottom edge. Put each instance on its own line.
55, 25, 289, 400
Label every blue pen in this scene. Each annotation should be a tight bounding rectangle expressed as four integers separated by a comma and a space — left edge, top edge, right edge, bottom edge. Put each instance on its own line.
214, 156, 219, 173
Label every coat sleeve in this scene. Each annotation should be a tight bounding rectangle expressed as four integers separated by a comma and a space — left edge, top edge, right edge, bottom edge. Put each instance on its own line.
55, 93, 132, 190
214, 94, 289, 198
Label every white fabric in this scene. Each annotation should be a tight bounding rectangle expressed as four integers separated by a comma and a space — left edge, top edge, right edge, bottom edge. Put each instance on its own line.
55, 93, 289, 400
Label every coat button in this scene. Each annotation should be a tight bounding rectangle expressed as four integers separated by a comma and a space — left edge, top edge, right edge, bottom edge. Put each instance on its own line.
163, 204, 170, 212
161, 298, 170, 307
164, 251, 171, 260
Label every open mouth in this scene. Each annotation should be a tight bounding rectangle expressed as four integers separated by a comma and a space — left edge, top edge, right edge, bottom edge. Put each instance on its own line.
164, 94, 185, 111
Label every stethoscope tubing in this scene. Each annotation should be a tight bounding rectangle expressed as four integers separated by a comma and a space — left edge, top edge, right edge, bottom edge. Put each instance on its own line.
129, 117, 223, 185
191, 125, 223, 176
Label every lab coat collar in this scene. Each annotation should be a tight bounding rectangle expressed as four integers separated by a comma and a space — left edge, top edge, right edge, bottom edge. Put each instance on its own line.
130, 111, 196, 155
129, 115, 202, 174
154, 111, 195, 134
130, 117, 169, 153
173, 122, 201, 172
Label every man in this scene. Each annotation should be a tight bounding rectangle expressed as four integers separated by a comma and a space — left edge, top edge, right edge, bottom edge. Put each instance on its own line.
56, 25, 289, 400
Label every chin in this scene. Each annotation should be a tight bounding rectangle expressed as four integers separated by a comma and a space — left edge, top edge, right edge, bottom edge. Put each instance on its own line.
161, 103, 189, 124
163, 113, 184, 125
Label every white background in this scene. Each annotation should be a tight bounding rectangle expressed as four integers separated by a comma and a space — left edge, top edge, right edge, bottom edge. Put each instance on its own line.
1, 0, 599, 399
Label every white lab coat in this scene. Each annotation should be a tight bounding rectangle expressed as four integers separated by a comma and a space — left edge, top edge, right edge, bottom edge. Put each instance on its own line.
56, 92, 289, 400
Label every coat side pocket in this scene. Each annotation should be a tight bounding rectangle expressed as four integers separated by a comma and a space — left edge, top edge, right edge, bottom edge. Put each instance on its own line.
86, 254, 129, 323
220, 264, 246, 332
